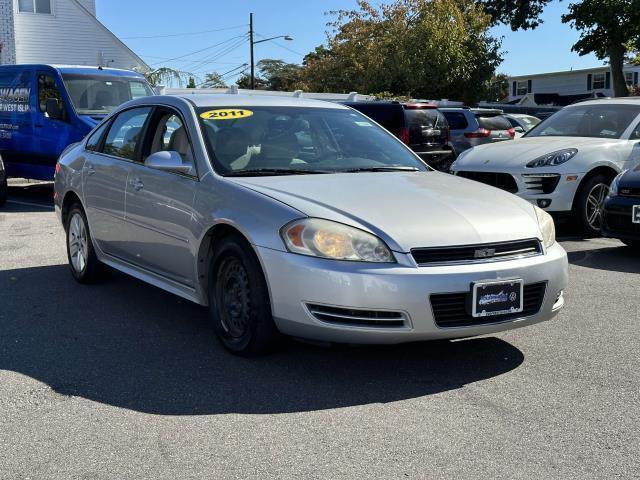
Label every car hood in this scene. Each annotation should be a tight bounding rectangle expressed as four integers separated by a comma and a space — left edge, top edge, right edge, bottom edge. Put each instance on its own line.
230, 172, 541, 252
454, 136, 624, 169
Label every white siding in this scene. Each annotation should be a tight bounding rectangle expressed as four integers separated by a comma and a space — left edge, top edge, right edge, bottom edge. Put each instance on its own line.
13, 0, 146, 70
75, 0, 95, 15
507, 66, 640, 102
0, 0, 16, 64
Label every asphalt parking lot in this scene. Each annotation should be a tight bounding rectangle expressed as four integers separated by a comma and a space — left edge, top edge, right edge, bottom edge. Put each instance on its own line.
1, 182, 639, 479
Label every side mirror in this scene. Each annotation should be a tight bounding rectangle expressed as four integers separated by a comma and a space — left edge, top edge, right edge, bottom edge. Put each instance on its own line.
45, 98, 63, 120
145, 150, 193, 174
514, 126, 525, 133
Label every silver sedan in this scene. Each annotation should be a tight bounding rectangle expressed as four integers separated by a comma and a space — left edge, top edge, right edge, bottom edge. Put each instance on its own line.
54, 94, 568, 355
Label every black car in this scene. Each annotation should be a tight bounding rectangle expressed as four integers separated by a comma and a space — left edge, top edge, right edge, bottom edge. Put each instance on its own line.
0, 157, 7, 207
602, 165, 640, 247
340, 101, 453, 171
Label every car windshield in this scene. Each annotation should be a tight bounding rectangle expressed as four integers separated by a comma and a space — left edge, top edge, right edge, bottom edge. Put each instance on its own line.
62, 74, 154, 115
527, 104, 640, 139
197, 106, 429, 176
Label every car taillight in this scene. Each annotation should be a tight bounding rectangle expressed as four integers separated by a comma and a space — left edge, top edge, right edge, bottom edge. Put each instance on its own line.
55, 162, 61, 175
507, 128, 515, 138
398, 127, 410, 145
464, 128, 491, 138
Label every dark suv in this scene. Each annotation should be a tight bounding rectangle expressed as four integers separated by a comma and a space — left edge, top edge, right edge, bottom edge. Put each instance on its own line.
340, 101, 453, 171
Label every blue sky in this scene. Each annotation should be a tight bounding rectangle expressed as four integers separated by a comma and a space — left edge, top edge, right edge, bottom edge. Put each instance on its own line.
97, 0, 603, 85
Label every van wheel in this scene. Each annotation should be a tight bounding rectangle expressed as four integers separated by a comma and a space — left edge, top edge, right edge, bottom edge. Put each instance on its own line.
574, 174, 611, 236
0, 178, 7, 207
207, 235, 282, 356
65, 204, 111, 283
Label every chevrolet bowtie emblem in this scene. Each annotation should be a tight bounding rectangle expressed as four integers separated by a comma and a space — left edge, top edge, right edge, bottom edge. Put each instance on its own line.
474, 248, 496, 258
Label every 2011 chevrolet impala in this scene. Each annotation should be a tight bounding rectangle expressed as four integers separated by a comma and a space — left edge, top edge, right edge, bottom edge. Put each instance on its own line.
54, 94, 568, 355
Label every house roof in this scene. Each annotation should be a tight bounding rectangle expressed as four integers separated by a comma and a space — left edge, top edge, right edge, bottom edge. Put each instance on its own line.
69, 0, 149, 71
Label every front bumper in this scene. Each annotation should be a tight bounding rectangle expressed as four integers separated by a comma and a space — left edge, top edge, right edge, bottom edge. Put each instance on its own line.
452, 167, 583, 213
257, 243, 568, 344
602, 196, 640, 241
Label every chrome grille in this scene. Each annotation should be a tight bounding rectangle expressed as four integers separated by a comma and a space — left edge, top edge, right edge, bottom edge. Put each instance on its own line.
411, 239, 543, 266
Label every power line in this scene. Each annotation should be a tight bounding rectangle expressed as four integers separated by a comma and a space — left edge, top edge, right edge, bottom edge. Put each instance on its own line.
185, 37, 249, 72
149, 35, 247, 66
254, 32, 306, 58
122, 24, 247, 40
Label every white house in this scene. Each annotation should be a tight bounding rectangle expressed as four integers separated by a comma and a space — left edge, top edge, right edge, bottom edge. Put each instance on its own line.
0, 0, 148, 70
507, 65, 640, 103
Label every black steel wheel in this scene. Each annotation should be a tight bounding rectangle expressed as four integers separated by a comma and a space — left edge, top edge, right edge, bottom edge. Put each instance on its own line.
208, 234, 281, 355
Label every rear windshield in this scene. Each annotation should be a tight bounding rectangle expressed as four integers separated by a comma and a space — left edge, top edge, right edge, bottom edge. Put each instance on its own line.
476, 114, 512, 130
442, 111, 468, 130
342, 102, 405, 133
404, 109, 447, 129
197, 106, 428, 176
527, 104, 640, 139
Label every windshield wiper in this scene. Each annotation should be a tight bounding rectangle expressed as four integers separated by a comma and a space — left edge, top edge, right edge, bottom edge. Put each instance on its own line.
339, 166, 421, 173
225, 168, 333, 177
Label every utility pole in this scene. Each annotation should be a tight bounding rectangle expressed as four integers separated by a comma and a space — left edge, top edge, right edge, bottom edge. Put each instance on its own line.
249, 12, 255, 90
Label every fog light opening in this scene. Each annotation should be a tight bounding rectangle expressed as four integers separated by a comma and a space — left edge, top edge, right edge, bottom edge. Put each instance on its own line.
537, 199, 552, 208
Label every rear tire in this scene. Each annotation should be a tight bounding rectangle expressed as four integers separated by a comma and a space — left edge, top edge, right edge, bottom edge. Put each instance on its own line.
0, 177, 7, 207
207, 234, 282, 356
573, 174, 612, 236
65, 204, 111, 283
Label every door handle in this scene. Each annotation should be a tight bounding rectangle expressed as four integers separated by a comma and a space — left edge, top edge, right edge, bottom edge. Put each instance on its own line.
131, 178, 144, 191
84, 162, 96, 175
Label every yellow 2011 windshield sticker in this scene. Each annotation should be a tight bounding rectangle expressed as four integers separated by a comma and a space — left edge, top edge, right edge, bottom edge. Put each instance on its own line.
200, 109, 254, 120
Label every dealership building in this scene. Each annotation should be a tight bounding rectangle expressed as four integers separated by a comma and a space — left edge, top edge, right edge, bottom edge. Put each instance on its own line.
0, 0, 148, 70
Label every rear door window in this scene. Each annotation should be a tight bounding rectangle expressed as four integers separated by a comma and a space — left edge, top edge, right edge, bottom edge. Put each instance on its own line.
477, 114, 512, 131
442, 112, 468, 130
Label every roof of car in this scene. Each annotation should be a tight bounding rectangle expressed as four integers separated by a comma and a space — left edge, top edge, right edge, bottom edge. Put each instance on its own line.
567, 97, 640, 107
0, 64, 145, 77
173, 93, 350, 109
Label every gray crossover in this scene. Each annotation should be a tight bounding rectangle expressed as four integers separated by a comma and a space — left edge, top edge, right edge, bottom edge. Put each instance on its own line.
54, 94, 568, 355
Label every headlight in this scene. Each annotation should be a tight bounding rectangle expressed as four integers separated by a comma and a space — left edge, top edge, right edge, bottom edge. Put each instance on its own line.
526, 148, 578, 168
607, 170, 627, 197
534, 206, 556, 249
281, 218, 395, 263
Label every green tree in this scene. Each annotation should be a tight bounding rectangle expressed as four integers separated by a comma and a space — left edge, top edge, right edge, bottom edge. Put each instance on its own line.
236, 73, 268, 90
186, 77, 196, 89
562, 0, 640, 97
483, 73, 510, 102
143, 67, 188, 87
301, 0, 502, 103
480, 0, 640, 97
257, 59, 304, 91
202, 72, 228, 88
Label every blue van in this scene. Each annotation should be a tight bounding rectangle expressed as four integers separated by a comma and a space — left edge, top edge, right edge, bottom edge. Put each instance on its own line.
0, 65, 153, 180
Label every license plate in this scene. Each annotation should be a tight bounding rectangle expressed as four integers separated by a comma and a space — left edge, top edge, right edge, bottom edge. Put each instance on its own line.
472, 279, 524, 318
633, 205, 640, 224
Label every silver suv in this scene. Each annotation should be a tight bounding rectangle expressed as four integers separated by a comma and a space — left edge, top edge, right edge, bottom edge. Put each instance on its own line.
440, 108, 514, 156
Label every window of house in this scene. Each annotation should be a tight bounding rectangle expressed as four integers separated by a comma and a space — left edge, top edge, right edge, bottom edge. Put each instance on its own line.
625, 72, 634, 86
18, 0, 52, 14
516, 80, 528, 96
592, 73, 606, 89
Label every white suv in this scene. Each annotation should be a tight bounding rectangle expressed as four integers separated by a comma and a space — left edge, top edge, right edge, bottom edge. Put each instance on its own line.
451, 98, 640, 234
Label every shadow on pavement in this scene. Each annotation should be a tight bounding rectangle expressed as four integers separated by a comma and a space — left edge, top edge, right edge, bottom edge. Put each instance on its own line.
567, 245, 640, 274
0, 264, 524, 415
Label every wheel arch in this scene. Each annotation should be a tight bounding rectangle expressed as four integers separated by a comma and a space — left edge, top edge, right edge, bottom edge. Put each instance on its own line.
572, 165, 618, 210
196, 222, 271, 306
61, 190, 84, 228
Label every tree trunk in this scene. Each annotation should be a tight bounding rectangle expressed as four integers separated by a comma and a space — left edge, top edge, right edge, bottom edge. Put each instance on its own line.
608, 45, 628, 97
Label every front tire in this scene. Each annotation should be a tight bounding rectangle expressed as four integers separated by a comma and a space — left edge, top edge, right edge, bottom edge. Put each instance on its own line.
0, 177, 7, 207
574, 174, 611, 236
207, 235, 282, 356
65, 204, 110, 283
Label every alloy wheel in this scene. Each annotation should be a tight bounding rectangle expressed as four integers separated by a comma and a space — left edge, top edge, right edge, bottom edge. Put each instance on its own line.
68, 213, 89, 273
585, 183, 609, 230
